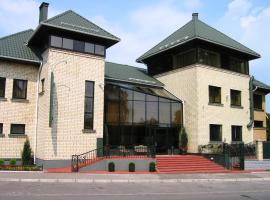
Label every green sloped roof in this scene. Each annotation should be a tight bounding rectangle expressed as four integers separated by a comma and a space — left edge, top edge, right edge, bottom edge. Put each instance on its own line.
105, 62, 163, 87
0, 29, 40, 63
137, 14, 260, 62
253, 79, 270, 92
29, 10, 120, 44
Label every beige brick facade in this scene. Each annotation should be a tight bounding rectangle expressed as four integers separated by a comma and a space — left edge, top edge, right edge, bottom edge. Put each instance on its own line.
36, 48, 105, 161
156, 64, 253, 153
253, 91, 267, 141
0, 62, 38, 158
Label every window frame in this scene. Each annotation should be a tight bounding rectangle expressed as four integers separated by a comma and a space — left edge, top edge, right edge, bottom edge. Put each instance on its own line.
230, 89, 242, 107
209, 124, 222, 142
254, 120, 264, 128
0, 77, 6, 98
209, 85, 222, 104
12, 79, 28, 100
0, 123, 3, 134
84, 81, 95, 130
10, 124, 25, 135
231, 125, 242, 142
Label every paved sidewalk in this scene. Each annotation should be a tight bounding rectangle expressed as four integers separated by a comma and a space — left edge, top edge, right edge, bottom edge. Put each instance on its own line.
0, 171, 270, 183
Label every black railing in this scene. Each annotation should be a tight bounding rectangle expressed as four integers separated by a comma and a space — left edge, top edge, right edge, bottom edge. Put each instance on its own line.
71, 145, 156, 172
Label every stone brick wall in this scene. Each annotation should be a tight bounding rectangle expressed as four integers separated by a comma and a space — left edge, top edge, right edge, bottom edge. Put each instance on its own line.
254, 91, 267, 141
156, 64, 252, 153
0, 61, 38, 158
36, 48, 105, 161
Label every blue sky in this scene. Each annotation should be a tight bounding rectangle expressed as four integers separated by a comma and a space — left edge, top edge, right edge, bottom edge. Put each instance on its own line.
0, 0, 269, 111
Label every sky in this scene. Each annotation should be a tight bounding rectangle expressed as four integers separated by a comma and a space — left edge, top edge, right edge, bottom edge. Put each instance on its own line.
0, 0, 269, 111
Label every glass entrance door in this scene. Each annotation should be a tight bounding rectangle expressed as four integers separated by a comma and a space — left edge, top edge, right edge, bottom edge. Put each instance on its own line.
155, 128, 168, 154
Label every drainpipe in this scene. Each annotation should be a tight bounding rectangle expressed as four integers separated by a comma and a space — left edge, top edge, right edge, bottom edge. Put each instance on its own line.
247, 76, 257, 129
34, 61, 43, 164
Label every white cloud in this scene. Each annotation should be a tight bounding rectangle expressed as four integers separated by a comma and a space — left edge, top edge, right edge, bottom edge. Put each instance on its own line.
0, 0, 61, 35
219, 0, 270, 111
92, 0, 198, 67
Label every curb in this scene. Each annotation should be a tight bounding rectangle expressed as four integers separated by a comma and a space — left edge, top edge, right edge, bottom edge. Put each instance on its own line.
0, 177, 270, 183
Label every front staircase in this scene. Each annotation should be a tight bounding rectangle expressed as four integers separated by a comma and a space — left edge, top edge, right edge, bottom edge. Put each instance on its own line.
156, 155, 229, 173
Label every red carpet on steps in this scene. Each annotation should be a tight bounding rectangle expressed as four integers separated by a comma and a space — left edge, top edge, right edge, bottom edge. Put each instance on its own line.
156, 155, 229, 173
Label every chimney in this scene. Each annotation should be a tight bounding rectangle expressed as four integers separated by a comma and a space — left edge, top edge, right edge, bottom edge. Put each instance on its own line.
192, 13, 198, 20
39, 2, 49, 23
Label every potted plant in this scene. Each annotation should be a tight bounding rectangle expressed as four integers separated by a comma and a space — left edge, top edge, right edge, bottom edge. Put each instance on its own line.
179, 127, 188, 154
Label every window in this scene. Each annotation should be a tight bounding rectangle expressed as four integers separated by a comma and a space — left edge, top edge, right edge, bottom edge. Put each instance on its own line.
0, 123, 3, 134
198, 48, 220, 67
84, 81, 94, 130
10, 124, 25, 135
50, 36, 62, 48
0, 77, 6, 97
95, 44, 105, 56
209, 86, 221, 104
13, 79, 27, 99
210, 124, 222, 142
62, 38, 73, 50
85, 42, 95, 53
231, 126, 242, 142
175, 49, 196, 68
254, 94, 263, 110
229, 57, 248, 74
41, 79, 45, 93
254, 121, 263, 128
231, 89, 241, 106
73, 40, 85, 52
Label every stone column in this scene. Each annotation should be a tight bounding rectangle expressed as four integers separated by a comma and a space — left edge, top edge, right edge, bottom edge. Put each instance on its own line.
256, 141, 263, 161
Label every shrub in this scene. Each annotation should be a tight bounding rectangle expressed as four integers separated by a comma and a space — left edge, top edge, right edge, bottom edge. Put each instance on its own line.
21, 139, 33, 166
9, 159, 16, 166
108, 162, 115, 172
149, 162, 156, 172
179, 127, 188, 154
0, 159, 4, 166
129, 162, 135, 172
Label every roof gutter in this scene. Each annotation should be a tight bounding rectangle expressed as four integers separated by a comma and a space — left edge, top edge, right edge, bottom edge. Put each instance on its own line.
0, 55, 40, 64
247, 76, 257, 129
33, 60, 43, 164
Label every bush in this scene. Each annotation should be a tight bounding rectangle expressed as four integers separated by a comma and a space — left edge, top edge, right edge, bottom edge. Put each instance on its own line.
108, 162, 115, 172
179, 127, 188, 154
21, 139, 33, 166
129, 162, 135, 172
149, 162, 156, 172
9, 159, 16, 166
0, 159, 4, 166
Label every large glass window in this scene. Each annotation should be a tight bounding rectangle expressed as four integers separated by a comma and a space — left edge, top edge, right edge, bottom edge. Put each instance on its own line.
229, 57, 248, 74
95, 44, 105, 56
210, 124, 222, 142
10, 124, 25, 135
13, 79, 27, 99
209, 86, 221, 104
175, 49, 196, 68
73, 40, 85, 52
232, 126, 242, 142
85, 42, 95, 54
0, 77, 6, 98
84, 81, 94, 130
50, 36, 62, 48
171, 102, 182, 125
254, 94, 263, 110
133, 101, 145, 124
198, 48, 220, 67
159, 98, 171, 125
62, 38, 73, 50
231, 89, 241, 106
120, 101, 133, 123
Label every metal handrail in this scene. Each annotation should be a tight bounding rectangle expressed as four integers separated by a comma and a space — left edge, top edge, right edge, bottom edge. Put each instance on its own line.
71, 145, 156, 172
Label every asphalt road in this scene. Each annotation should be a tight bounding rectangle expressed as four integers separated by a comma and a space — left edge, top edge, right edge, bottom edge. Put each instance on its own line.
0, 180, 270, 200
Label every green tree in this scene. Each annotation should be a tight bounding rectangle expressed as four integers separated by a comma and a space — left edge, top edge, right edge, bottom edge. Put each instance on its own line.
267, 113, 270, 141
21, 139, 32, 166
179, 127, 188, 154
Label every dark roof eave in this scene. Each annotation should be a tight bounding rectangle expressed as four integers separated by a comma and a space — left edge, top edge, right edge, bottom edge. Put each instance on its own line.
28, 23, 120, 46
0, 55, 41, 65
137, 37, 260, 63
105, 77, 164, 88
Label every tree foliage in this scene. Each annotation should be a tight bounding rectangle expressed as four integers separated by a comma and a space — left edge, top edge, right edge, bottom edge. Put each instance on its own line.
21, 139, 32, 166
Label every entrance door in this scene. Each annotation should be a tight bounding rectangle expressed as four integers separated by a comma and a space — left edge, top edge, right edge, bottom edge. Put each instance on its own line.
155, 128, 168, 154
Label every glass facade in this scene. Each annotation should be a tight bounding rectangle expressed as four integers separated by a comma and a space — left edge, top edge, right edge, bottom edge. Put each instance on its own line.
104, 83, 183, 153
